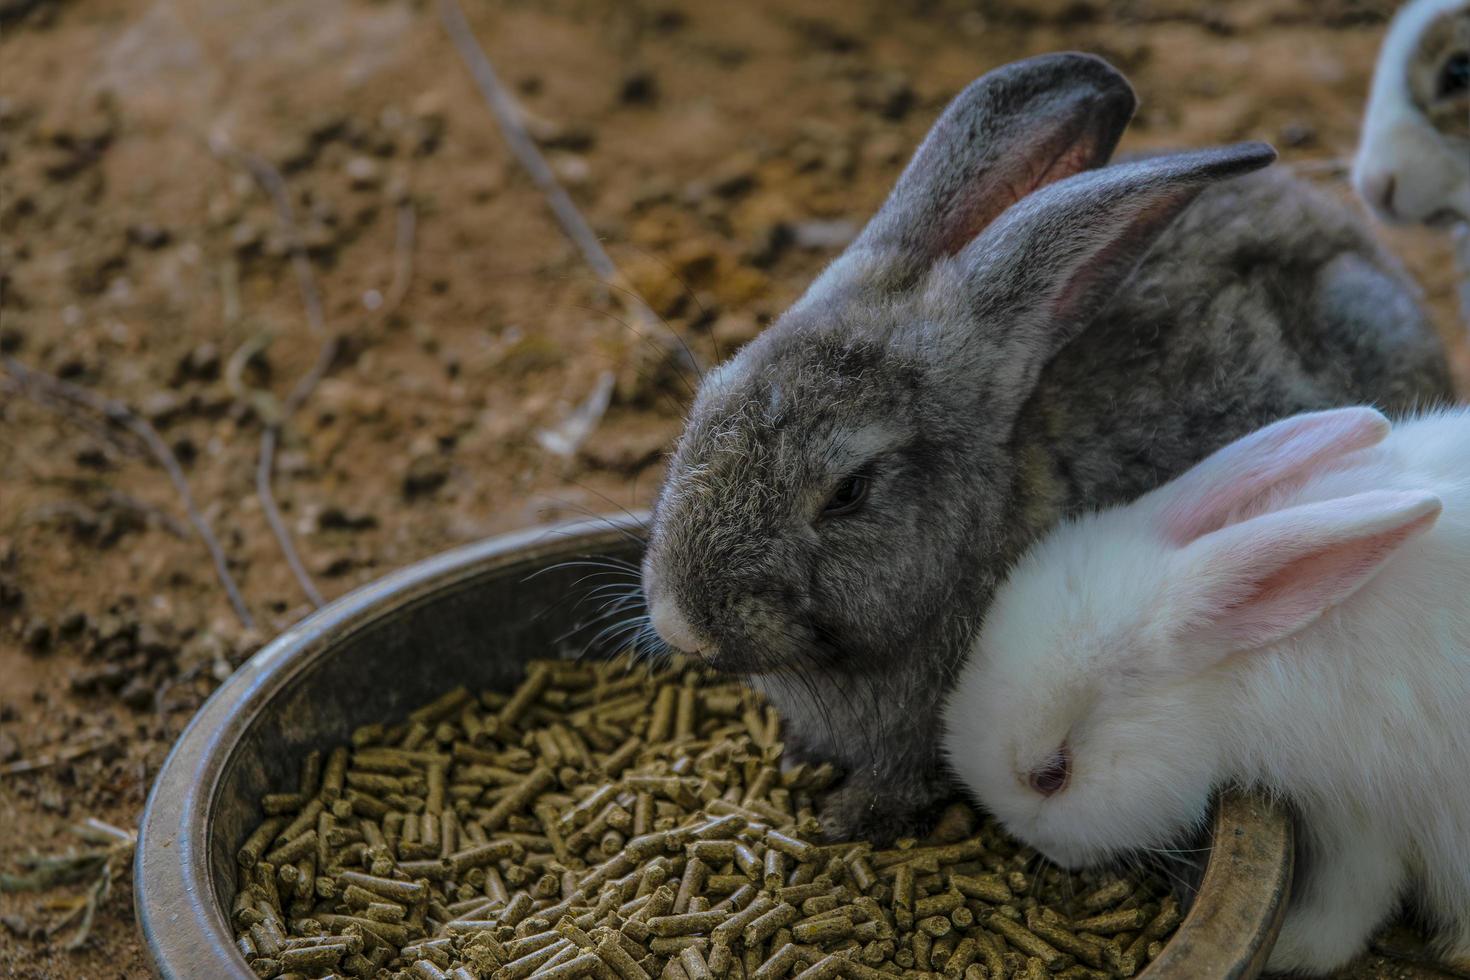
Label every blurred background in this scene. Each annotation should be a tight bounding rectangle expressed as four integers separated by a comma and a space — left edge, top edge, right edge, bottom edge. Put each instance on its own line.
0, 1, 1466, 975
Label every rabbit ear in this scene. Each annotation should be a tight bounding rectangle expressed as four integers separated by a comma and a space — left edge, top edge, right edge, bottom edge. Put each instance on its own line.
1169, 490, 1442, 657
950, 142, 1276, 405
1157, 408, 1392, 545
852, 52, 1136, 276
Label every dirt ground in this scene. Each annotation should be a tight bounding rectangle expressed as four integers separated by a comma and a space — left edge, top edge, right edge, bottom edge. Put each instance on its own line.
0, 0, 1466, 977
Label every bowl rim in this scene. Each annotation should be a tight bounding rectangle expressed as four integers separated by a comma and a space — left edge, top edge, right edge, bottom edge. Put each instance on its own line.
134, 514, 646, 978
133, 514, 1293, 979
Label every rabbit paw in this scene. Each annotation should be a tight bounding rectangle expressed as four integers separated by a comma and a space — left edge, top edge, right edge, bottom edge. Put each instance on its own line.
816, 777, 940, 844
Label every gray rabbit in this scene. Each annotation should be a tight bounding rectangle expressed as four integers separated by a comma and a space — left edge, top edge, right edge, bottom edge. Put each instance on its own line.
639, 52, 1454, 841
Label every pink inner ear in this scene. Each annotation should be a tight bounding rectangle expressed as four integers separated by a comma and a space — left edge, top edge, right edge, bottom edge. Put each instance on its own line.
935, 116, 1113, 256
1160, 408, 1391, 546
1195, 493, 1440, 651
1049, 194, 1181, 325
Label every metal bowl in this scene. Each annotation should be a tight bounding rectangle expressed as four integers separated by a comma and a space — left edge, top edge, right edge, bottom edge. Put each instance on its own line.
134, 515, 1294, 978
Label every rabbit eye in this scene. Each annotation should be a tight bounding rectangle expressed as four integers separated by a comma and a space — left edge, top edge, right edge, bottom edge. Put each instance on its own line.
1440, 52, 1470, 98
1027, 743, 1072, 797
822, 473, 870, 517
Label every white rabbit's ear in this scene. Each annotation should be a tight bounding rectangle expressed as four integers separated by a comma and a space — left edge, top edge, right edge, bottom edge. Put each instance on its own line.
854, 52, 1136, 276
1157, 408, 1392, 545
1169, 490, 1441, 657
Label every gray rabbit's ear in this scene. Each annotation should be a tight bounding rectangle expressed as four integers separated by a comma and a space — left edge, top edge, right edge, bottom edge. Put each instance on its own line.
954, 142, 1278, 402
853, 52, 1136, 275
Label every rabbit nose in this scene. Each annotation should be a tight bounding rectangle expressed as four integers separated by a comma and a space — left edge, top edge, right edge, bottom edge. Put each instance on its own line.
649, 596, 710, 655
1359, 172, 1399, 221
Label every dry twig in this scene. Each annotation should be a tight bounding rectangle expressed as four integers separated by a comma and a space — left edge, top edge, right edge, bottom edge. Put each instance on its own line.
217, 145, 419, 610
373, 201, 418, 326
437, 0, 697, 390
219, 146, 327, 340
0, 373, 144, 459
215, 144, 331, 608
0, 818, 136, 952
1, 358, 255, 628
0, 733, 115, 777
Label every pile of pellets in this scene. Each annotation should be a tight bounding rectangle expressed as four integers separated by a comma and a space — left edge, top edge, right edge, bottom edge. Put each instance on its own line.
231, 656, 1181, 980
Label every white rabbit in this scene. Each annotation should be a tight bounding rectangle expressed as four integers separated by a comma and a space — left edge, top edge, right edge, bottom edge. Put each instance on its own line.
1353, 0, 1470, 322
943, 406, 1470, 975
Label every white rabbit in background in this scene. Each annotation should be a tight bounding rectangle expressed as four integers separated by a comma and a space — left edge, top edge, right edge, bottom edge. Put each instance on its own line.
1353, 0, 1470, 323
943, 406, 1470, 976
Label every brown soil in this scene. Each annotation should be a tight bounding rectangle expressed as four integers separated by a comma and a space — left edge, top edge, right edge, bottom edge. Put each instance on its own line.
0, 1, 1464, 978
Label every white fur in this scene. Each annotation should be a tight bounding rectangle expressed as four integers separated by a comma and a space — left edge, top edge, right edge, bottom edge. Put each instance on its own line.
1353, 0, 1470, 226
944, 407, 1470, 975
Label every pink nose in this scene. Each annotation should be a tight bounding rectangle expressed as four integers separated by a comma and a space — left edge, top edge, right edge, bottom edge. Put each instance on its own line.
649, 596, 709, 655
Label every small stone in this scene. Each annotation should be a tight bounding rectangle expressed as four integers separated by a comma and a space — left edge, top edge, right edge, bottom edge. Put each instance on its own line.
345, 155, 382, 189
92, 613, 134, 645
276, 450, 314, 476
176, 342, 221, 384
523, 113, 595, 151
120, 675, 156, 711
316, 554, 358, 578
403, 453, 450, 498
126, 223, 171, 249
141, 391, 183, 423
276, 136, 318, 174
551, 154, 592, 187
230, 221, 262, 254
302, 222, 337, 255
179, 630, 231, 674
71, 660, 129, 693
709, 156, 758, 199
136, 622, 176, 662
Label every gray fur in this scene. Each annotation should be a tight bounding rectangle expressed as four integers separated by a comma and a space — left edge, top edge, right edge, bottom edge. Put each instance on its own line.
641, 53, 1454, 841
